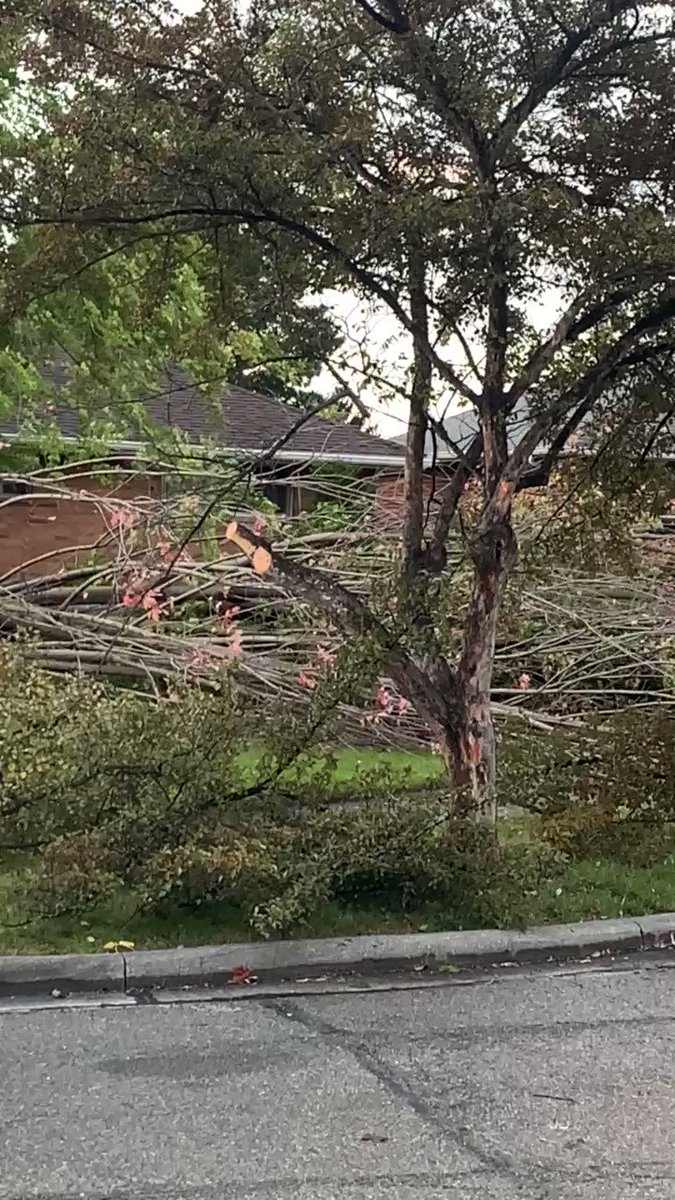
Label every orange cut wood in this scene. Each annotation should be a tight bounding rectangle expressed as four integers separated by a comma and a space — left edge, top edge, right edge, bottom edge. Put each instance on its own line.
225, 522, 272, 574
252, 545, 272, 574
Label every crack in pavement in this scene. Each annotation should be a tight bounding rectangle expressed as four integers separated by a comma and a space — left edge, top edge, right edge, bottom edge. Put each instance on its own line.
261, 998, 672, 1200
262, 998, 512, 1172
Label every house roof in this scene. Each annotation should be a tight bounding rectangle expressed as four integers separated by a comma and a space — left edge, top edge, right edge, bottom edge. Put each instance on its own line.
5, 363, 409, 467
392, 401, 533, 457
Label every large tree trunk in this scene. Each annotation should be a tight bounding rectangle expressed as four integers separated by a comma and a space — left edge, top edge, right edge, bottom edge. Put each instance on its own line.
449, 515, 518, 821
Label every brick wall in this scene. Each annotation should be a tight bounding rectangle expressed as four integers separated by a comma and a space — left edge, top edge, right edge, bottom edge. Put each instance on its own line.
0, 463, 458, 580
374, 468, 454, 529
0, 471, 159, 581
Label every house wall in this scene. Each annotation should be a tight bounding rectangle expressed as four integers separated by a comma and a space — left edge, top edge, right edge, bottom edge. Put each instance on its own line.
0, 471, 159, 581
374, 469, 454, 528
0, 461, 441, 581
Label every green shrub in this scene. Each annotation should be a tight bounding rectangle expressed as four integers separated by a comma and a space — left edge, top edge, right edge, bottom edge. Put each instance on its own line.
19, 796, 554, 937
0, 639, 400, 927
498, 710, 675, 863
246, 800, 553, 937
0, 646, 552, 936
0, 645, 246, 855
8, 644, 672, 939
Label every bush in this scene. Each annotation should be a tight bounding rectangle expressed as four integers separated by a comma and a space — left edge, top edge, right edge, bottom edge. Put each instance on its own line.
241, 801, 554, 937
0, 647, 555, 937
7, 647, 671, 939
18, 795, 554, 938
0, 645, 245, 855
498, 710, 675, 863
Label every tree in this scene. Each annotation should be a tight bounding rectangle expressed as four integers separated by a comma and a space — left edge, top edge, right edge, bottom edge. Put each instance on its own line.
0, 74, 341, 426
4, 0, 675, 815
0, 224, 342, 448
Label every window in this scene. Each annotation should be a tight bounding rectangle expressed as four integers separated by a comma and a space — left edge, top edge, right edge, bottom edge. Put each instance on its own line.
261, 481, 290, 513
0, 479, 29, 496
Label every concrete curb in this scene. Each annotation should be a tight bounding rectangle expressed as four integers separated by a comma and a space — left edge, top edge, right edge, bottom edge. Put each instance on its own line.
1, 911, 674, 998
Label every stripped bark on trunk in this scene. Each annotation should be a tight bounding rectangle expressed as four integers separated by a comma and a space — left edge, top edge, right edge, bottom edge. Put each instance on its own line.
452, 517, 518, 819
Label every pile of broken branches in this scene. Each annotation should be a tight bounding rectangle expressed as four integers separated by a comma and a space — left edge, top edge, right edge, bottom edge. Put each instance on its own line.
1, 463, 674, 745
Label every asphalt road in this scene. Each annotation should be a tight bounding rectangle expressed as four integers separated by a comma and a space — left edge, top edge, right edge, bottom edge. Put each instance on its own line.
1, 959, 674, 1200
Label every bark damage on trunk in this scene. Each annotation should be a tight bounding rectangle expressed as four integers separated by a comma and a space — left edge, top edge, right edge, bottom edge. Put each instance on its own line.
452, 514, 518, 820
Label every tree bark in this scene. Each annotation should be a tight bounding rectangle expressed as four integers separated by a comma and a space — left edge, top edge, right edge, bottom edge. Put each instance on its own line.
451, 516, 518, 820
401, 238, 431, 580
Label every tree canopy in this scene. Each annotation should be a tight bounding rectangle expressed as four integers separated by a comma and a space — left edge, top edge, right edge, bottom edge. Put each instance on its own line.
3, 0, 675, 811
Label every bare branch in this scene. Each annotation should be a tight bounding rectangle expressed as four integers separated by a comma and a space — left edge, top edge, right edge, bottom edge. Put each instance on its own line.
353, 0, 409, 34
324, 364, 372, 421
507, 267, 675, 410
484, 292, 675, 525
226, 520, 451, 732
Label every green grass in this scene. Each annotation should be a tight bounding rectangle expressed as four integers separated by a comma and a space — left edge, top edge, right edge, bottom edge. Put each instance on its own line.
2, 852, 674, 957
235, 744, 445, 791
321, 746, 444, 788
531, 856, 675, 924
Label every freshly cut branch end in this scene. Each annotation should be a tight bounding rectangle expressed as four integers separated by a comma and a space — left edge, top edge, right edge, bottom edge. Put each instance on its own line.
225, 522, 273, 575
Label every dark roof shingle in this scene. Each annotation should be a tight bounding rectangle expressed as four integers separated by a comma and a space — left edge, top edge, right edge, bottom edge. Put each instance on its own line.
7, 363, 406, 464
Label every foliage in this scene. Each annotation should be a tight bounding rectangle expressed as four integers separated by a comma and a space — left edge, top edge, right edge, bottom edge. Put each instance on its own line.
0, 639, 386, 923
513, 466, 671, 580
0, 643, 547, 937
0, 644, 246, 854
498, 710, 675, 863
5, 844, 675, 955
5, 0, 675, 444
14, 796, 552, 941
0, 227, 343, 450
4, 647, 675, 942
185, 802, 551, 938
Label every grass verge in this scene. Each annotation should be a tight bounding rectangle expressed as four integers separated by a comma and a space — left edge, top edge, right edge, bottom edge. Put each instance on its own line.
2, 743, 673, 957
1, 852, 674, 957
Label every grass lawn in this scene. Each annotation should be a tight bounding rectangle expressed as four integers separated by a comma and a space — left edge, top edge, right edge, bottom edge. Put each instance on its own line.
236, 744, 445, 791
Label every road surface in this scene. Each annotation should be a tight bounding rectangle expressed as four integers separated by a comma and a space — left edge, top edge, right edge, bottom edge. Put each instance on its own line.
1, 958, 673, 1199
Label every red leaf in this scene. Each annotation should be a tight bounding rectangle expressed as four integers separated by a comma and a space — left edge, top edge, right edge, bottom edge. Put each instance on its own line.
315, 645, 336, 667
109, 507, 135, 532
227, 627, 243, 659
230, 964, 258, 986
